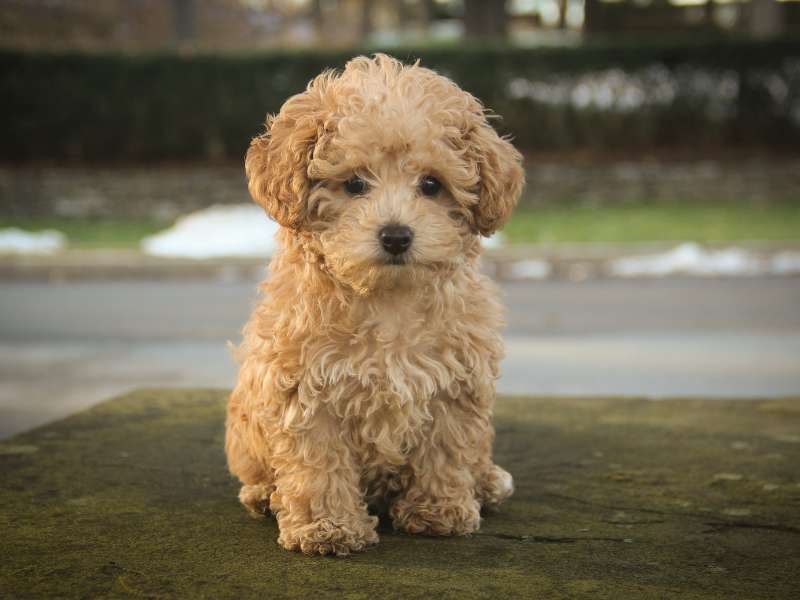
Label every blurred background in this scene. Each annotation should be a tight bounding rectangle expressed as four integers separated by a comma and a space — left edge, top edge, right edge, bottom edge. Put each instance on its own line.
0, 0, 799, 438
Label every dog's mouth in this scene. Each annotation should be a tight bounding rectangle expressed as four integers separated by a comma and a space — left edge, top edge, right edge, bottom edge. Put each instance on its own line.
383, 252, 412, 267
385, 255, 408, 266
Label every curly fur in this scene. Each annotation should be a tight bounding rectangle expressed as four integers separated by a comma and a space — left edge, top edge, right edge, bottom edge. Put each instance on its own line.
226, 54, 524, 556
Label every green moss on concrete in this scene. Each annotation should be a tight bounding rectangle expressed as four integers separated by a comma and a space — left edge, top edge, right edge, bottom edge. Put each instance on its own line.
1, 391, 799, 599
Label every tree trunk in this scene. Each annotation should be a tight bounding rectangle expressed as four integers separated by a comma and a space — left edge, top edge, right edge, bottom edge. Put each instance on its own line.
396, 0, 413, 29
558, 0, 568, 29
463, 0, 508, 41
748, 0, 783, 39
420, 0, 436, 32
704, 0, 715, 30
310, 0, 324, 42
171, 0, 195, 47
583, 0, 599, 34
360, 0, 374, 41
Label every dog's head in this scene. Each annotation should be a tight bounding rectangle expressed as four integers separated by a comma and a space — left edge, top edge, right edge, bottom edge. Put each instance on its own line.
246, 54, 524, 294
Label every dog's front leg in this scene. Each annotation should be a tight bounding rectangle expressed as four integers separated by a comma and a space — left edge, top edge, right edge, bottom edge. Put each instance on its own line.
269, 406, 378, 556
390, 400, 484, 536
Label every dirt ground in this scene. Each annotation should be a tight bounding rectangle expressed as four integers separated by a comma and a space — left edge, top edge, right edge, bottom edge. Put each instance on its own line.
1, 390, 798, 599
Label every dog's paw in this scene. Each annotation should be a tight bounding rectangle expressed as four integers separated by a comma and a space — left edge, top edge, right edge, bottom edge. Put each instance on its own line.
477, 464, 514, 510
238, 483, 273, 518
391, 498, 481, 536
279, 517, 379, 556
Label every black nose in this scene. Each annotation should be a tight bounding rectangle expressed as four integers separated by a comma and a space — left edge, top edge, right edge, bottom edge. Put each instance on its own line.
379, 225, 414, 256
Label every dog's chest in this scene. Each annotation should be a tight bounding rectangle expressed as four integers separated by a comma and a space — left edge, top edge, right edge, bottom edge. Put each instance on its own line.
320, 300, 469, 400
301, 300, 465, 434
356, 289, 498, 387
295, 281, 500, 465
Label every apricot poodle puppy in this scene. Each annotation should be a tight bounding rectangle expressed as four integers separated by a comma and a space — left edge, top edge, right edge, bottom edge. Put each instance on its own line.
225, 54, 524, 556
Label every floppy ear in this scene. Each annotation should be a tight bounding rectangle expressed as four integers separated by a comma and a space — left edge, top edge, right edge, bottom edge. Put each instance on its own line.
245, 79, 328, 229
466, 121, 525, 236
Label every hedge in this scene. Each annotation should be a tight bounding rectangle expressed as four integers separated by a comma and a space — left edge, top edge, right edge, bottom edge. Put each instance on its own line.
1, 37, 800, 162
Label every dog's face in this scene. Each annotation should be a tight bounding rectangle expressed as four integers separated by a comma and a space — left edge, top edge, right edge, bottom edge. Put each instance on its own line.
246, 54, 524, 294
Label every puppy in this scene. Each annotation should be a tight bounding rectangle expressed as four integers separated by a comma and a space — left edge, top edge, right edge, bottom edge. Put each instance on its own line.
225, 54, 524, 556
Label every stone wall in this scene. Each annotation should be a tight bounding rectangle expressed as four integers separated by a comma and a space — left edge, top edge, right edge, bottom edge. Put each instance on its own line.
522, 159, 800, 207
1, 160, 798, 221
0, 166, 248, 221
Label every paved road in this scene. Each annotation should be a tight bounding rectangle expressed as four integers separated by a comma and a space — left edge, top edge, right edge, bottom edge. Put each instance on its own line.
1, 276, 799, 438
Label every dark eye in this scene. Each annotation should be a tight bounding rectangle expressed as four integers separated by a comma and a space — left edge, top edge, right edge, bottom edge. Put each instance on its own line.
419, 175, 442, 197
344, 176, 368, 196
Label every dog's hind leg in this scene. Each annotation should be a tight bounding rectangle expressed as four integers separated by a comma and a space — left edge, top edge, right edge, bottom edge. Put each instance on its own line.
471, 421, 514, 510
475, 462, 514, 510
237, 481, 274, 518
228, 442, 275, 518
225, 389, 275, 518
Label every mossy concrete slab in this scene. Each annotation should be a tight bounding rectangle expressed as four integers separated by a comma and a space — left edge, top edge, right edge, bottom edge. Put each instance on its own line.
1, 390, 799, 599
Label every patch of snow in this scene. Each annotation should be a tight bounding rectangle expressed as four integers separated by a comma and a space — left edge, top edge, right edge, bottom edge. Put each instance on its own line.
507, 259, 552, 280
0, 228, 65, 254
610, 243, 763, 277
482, 232, 505, 249
141, 204, 279, 259
770, 252, 800, 275
143, 204, 508, 259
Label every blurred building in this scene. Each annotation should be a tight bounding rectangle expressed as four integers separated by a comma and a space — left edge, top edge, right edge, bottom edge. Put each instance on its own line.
583, 0, 797, 38
0, 0, 796, 52
0, 0, 310, 51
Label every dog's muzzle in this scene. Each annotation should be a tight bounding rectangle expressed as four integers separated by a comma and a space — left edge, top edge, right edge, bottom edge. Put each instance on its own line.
379, 225, 414, 257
